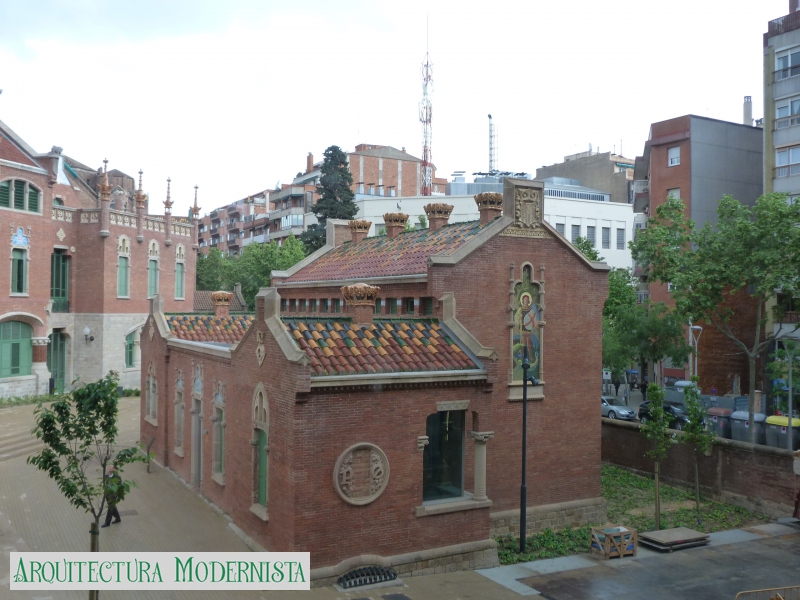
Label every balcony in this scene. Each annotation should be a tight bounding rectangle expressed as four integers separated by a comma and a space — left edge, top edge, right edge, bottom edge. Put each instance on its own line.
636, 291, 649, 305
242, 233, 270, 247
778, 311, 800, 323
228, 221, 241, 233
210, 226, 219, 234
227, 204, 241, 215
270, 205, 305, 221
774, 164, 800, 179
269, 186, 305, 203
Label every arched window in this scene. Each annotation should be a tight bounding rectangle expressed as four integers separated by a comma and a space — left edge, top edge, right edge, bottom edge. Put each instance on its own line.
174, 369, 185, 452
0, 179, 40, 213
211, 379, 226, 484
423, 409, 465, 501
175, 244, 186, 300
145, 362, 158, 424
117, 235, 131, 298
10, 227, 30, 295
0, 321, 33, 378
148, 240, 159, 298
250, 384, 269, 520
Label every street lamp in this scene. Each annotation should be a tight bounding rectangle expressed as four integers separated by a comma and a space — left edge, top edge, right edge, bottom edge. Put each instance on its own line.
690, 325, 702, 381
519, 346, 540, 553
83, 326, 94, 343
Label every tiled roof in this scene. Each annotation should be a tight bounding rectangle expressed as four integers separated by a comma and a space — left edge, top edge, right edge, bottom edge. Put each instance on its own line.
283, 318, 481, 377
167, 314, 254, 345
0, 132, 40, 168
284, 220, 491, 283
193, 291, 248, 312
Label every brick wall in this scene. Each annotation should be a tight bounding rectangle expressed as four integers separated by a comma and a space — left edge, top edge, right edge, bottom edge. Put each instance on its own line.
602, 419, 799, 517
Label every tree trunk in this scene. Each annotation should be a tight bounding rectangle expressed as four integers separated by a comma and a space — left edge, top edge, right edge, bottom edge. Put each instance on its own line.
654, 461, 661, 531
694, 449, 701, 514
90, 520, 99, 600
748, 354, 757, 444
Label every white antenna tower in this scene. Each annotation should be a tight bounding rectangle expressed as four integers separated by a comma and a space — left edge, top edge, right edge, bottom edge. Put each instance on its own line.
488, 114, 496, 171
419, 17, 433, 195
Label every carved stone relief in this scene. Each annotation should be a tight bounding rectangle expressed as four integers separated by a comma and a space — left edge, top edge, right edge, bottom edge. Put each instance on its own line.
256, 331, 266, 366
333, 442, 390, 506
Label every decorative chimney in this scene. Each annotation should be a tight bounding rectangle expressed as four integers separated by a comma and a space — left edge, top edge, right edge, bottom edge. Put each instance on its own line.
383, 212, 409, 238
211, 290, 233, 318
474, 192, 503, 224
135, 170, 147, 242
341, 282, 380, 326
743, 95, 753, 126
424, 203, 454, 232
98, 159, 111, 238
163, 177, 173, 247
191, 185, 201, 250
348, 219, 372, 244
306, 152, 314, 174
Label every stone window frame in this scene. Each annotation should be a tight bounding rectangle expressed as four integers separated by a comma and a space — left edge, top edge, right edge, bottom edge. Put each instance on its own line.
117, 235, 131, 299
147, 240, 160, 298
174, 244, 186, 301
249, 382, 269, 521
10, 227, 31, 297
122, 324, 141, 373
415, 400, 494, 518
507, 262, 546, 401
210, 378, 227, 486
145, 361, 158, 426
173, 368, 185, 456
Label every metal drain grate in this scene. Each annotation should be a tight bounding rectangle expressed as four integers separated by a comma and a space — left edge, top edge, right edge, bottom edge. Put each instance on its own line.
337, 565, 398, 589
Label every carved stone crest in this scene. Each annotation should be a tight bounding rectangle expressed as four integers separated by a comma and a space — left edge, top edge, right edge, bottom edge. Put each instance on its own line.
148, 316, 155, 341
515, 187, 542, 228
333, 442, 390, 506
256, 331, 266, 366
56, 228, 66, 242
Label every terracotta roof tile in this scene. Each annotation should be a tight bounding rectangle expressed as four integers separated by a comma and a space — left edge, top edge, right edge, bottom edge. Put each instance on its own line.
167, 314, 254, 345
282, 317, 481, 377
284, 220, 491, 283
193, 290, 248, 312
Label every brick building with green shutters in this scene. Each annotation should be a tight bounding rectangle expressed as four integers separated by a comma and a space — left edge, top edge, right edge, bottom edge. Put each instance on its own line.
0, 118, 198, 398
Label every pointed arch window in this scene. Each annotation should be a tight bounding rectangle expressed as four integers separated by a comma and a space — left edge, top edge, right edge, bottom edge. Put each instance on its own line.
175, 244, 186, 300
250, 384, 269, 521
145, 362, 158, 425
148, 240, 159, 297
117, 235, 131, 298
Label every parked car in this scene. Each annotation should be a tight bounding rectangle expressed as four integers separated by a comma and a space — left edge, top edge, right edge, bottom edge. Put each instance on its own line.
601, 396, 637, 420
638, 400, 700, 430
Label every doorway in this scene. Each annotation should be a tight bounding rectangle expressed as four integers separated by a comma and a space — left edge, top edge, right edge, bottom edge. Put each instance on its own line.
47, 331, 66, 393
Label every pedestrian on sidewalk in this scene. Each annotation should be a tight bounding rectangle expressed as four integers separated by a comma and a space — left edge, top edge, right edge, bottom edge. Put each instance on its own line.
613, 376, 621, 397
641, 377, 649, 402
101, 466, 123, 528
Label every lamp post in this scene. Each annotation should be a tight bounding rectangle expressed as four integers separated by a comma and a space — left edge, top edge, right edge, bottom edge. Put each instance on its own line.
690, 325, 702, 382
519, 346, 540, 554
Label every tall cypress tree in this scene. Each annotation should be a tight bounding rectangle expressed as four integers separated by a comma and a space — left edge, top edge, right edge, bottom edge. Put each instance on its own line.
300, 145, 358, 253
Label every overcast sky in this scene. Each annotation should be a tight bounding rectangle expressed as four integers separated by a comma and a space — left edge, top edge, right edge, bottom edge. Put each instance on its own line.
0, 0, 790, 216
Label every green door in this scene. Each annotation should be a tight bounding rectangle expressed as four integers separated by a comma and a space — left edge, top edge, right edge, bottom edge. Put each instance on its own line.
47, 331, 66, 393
50, 251, 69, 313
257, 429, 268, 506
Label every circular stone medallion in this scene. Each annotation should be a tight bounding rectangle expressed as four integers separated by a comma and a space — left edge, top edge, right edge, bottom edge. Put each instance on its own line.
333, 442, 390, 506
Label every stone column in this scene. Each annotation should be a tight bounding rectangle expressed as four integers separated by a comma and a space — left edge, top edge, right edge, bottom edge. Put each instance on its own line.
163, 177, 173, 247
469, 431, 494, 501
135, 170, 146, 243
98, 159, 111, 238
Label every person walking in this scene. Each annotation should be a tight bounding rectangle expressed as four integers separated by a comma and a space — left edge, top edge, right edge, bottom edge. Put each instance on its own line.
613, 376, 621, 397
101, 466, 122, 527
641, 377, 649, 403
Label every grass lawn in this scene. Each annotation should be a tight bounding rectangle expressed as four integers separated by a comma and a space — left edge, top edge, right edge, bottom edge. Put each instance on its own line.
496, 463, 770, 565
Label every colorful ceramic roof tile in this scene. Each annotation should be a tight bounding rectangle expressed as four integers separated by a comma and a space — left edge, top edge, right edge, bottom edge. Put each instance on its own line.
284, 220, 491, 283
167, 314, 254, 345
282, 317, 482, 377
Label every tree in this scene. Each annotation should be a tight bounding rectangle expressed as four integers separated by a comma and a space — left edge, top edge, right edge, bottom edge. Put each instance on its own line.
630, 194, 800, 442
225, 235, 307, 310
196, 247, 226, 291
418, 214, 428, 229
28, 372, 146, 563
574, 236, 603, 262
681, 376, 715, 515
300, 145, 358, 254
604, 268, 638, 321
640, 384, 674, 530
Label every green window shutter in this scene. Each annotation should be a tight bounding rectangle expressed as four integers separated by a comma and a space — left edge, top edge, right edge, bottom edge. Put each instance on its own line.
148, 260, 158, 296
0, 321, 32, 378
0, 181, 10, 208
28, 187, 39, 212
13, 181, 25, 210
125, 332, 135, 368
12, 249, 25, 294
118, 256, 129, 296
175, 263, 184, 299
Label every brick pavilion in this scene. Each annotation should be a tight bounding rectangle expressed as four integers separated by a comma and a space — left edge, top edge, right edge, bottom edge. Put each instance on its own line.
140, 178, 609, 584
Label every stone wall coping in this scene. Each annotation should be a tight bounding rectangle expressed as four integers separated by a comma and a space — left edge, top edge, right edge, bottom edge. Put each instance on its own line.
415, 498, 492, 517
309, 538, 497, 581
440, 292, 498, 361
490, 496, 608, 522
166, 338, 232, 359
275, 273, 428, 289
602, 416, 796, 459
